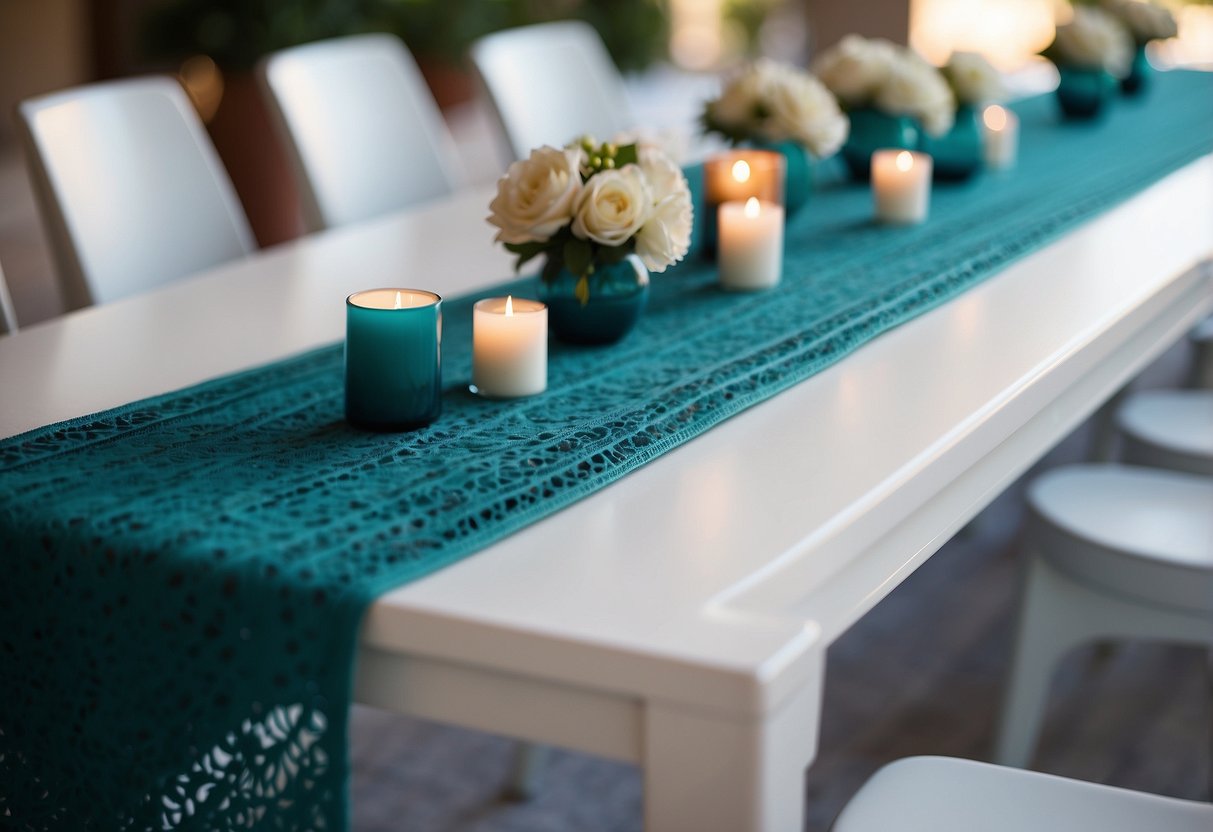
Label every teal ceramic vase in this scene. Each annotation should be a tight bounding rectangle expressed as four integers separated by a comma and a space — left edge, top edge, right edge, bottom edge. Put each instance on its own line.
750, 140, 813, 215
1120, 46, 1150, 96
918, 106, 982, 182
841, 108, 919, 181
540, 254, 650, 345
1056, 67, 1118, 119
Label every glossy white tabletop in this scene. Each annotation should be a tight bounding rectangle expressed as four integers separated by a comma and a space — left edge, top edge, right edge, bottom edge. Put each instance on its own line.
2, 157, 1211, 717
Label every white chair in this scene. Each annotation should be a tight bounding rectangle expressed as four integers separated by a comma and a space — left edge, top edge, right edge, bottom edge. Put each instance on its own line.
470, 20, 635, 160
832, 756, 1213, 832
1188, 315, 1213, 389
258, 33, 463, 234
1117, 389, 1213, 476
992, 464, 1213, 769
0, 260, 17, 335
17, 77, 255, 311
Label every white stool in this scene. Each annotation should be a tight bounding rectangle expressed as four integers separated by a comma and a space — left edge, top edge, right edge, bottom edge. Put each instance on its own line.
1117, 389, 1213, 476
832, 756, 1213, 832
993, 464, 1213, 769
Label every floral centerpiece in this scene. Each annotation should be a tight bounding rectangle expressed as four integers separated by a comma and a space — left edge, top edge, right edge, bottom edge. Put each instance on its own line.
812, 35, 955, 179
1043, 6, 1133, 118
488, 138, 693, 344
925, 50, 1007, 179
1101, 0, 1178, 94
701, 58, 849, 212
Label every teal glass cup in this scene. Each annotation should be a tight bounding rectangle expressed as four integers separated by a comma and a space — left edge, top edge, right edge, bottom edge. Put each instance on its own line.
345, 289, 442, 430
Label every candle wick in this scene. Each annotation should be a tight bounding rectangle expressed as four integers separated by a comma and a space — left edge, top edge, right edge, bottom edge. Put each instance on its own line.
505, 295, 513, 317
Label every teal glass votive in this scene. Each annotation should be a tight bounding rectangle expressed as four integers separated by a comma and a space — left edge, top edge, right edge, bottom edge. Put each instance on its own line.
345, 289, 442, 430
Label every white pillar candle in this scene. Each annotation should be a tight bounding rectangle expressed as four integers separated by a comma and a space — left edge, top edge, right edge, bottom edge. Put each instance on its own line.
718, 197, 785, 291
871, 149, 932, 225
472, 296, 547, 398
982, 105, 1019, 170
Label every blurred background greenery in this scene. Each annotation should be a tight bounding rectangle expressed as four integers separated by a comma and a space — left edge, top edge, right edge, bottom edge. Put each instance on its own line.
140, 0, 671, 73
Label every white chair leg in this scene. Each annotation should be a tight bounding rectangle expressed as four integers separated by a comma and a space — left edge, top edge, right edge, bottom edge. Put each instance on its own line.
994, 553, 1092, 768
502, 742, 549, 801
995, 552, 1213, 768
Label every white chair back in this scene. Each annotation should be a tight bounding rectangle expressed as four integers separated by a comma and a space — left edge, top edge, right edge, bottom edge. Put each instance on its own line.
259, 34, 463, 233
0, 260, 17, 335
17, 77, 254, 311
470, 21, 635, 160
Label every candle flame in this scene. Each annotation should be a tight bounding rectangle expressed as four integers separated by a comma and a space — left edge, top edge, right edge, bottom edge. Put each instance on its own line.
394, 291, 402, 309
744, 196, 760, 218
505, 295, 513, 317
983, 105, 1008, 132
732, 159, 751, 183
895, 151, 914, 172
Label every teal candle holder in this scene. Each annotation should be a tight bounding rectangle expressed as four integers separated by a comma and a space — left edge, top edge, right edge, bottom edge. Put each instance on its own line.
345, 289, 442, 430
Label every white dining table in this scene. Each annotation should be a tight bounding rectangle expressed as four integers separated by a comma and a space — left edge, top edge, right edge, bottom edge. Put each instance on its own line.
2, 155, 1211, 831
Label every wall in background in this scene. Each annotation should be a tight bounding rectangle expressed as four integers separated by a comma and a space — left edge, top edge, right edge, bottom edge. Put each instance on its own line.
0, 0, 90, 148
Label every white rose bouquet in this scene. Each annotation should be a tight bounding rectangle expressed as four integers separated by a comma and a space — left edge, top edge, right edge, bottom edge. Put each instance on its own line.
488, 138, 693, 304
813, 35, 955, 137
701, 59, 850, 159
941, 51, 1007, 108
1045, 6, 1134, 76
1102, 0, 1178, 45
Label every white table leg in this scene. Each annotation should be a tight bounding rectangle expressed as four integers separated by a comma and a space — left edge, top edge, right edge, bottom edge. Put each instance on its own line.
643, 676, 822, 832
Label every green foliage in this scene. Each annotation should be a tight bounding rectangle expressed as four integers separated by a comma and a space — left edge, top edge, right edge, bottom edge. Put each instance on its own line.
140, 0, 669, 72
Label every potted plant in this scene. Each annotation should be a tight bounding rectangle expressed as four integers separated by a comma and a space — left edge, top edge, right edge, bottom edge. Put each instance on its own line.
924, 50, 1007, 180
1043, 6, 1133, 119
488, 137, 693, 345
1100, 0, 1178, 95
700, 58, 850, 214
812, 35, 955, 181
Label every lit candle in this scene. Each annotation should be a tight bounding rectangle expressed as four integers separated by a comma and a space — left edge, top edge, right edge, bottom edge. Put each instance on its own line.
345, 288, 442, 430
718, 197, 785, 291
982, 105, 1019, 170
871, 149, 932, 225
702, 150, 785, 251
472, 295, 547, 398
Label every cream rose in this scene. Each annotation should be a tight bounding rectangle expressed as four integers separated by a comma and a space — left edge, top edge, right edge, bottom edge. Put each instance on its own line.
812, 35, 899, 106
943, 51, 1006, 106
1052, 6, 1133, 76
571, 166, 651, 247
633, 153, 692, 272
875, 56, 956, 137
708, 67, 766, 130
763, 66, 850, 157
488, 145, 584, 245
1104, 0, 1177, 44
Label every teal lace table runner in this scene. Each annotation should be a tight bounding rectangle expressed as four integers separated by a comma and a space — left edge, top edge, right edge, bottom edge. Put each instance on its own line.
2, 71, 1211, 829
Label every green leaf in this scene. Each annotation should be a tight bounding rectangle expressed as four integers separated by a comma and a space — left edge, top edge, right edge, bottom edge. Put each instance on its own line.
563, 238, 593, 280
504, 240, 548, 272
575, 275, 590, 306
541, 255, 563, 285
615, 143, 639, 168
597, 244, 630, 264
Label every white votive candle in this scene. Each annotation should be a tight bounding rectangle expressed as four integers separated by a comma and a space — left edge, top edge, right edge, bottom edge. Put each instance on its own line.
472, 296, 547, 398
718, 197, 785, 291
982, 105, 1019, 170
871, 149, 932, 225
